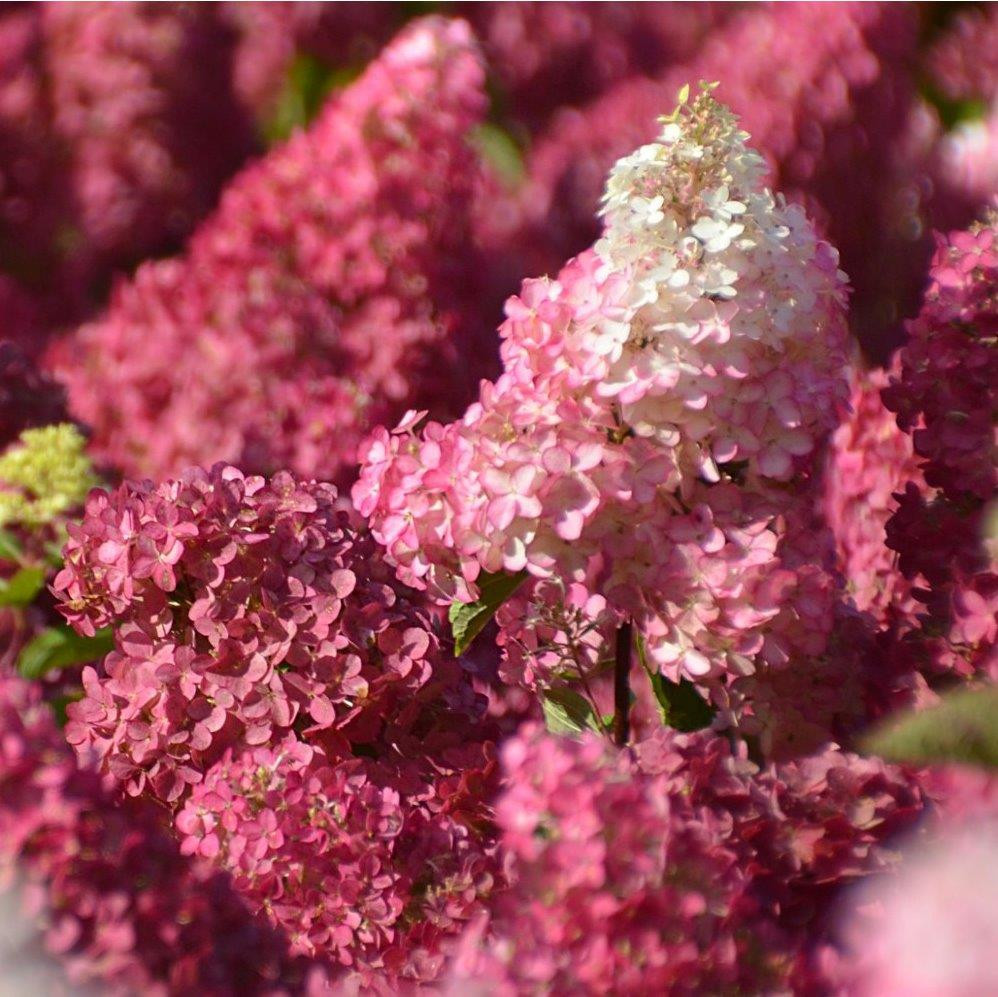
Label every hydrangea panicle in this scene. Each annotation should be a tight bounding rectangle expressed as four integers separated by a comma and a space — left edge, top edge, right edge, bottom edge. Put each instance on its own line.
449, 723, 924, 994
56, 16, 498, 486
356, 84, 850, 707
54, 463, 488, 806
0, 673, 324, 993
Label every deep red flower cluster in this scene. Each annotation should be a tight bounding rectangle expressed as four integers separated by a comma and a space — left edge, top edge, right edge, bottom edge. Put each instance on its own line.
56, 17, 499, 486
882, 219, 998, 682
0, 672, 325, 994
0, 4, 255, 329
449, 723, 925, 995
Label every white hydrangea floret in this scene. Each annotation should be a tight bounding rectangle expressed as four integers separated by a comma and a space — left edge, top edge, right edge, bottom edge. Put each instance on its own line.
592, 82, 850, 484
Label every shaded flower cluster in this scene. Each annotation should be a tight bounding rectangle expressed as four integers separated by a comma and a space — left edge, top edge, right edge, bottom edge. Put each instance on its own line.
882, 219, 998, 682
449, 723, 925, 995
460, 2, 733, 133
0, 672, 324, 994
176, 735, 497, 978
926, 5, 998, 107
0, 341, 67, 449
0, 4, 255, 329
56, 17, 499, 485
357, 87, 850, 710
40, 3, 256, 276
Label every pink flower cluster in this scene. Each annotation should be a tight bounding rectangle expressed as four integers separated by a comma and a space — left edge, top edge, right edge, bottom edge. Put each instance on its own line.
841, 819, 998, 996
176, 735, 496, 974
449, 723, 925, 995
54, 464, 485, 805
53, 461, 500, 985
357, 87, 850, 709
882, 219, 998, 681
56, 17, 499, 485
0, 672, 324, 994
822, 367, 922, 623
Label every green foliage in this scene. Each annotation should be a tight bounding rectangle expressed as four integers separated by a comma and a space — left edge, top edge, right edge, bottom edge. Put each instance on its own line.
636, 632, 715, 732
472, 122, 525, 188
648, 672, 716, 732
0, 424, 96, 529
864, 685, 998, 769
0, 528, 22, 561
18, 625, 114, 681
0, 566, 45, 607
449, 570, 528, 656
920, 78, 988, 130
264, 53, 361, 145
541, 686, 605, 738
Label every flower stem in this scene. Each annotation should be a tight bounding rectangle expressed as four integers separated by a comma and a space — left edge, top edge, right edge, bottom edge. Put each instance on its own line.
614, 622, 632, 746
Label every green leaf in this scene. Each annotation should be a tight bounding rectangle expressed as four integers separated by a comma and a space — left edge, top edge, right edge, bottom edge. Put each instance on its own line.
263, 53, 360, 145
449, 570, 528, 656
541, 687, 603, 738
0, 566, 45, 607
635, 632, 714, 732
0, 529, 23, 562
864, 686, 998, 769
648, 672, 715, 732
472, 123, 525, 188
17, 625, 114, 681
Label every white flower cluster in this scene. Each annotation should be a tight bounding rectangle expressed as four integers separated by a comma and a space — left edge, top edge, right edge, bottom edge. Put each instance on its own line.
592, 83, 850, 484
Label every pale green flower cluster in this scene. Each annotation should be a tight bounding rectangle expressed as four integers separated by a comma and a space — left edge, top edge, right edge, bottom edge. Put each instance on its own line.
0, 424, 96, 528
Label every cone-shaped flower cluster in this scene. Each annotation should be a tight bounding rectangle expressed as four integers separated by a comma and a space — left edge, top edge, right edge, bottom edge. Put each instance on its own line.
40, 3, 256, 274
57, 17, 498, 485
356, 86, 850, 704
449, 724, 924, 995
516, 3, 930, 361
0, 5, 254, 327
